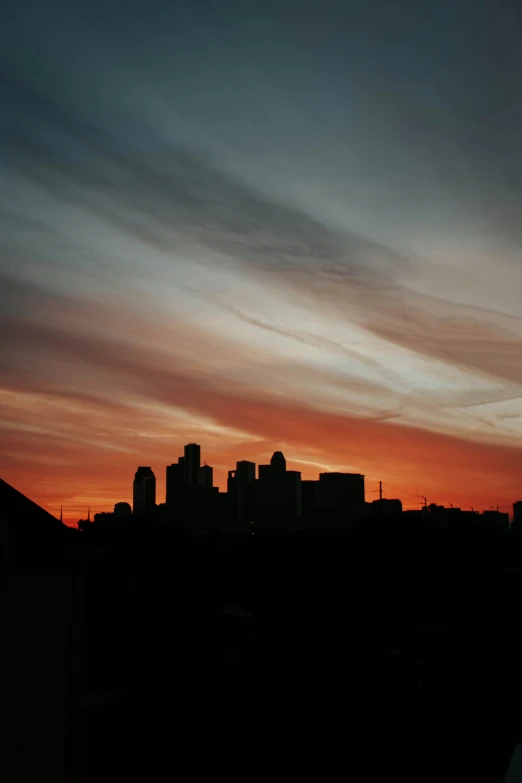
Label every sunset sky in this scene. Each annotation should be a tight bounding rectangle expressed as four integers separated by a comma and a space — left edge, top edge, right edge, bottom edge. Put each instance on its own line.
1, 0, 522, 525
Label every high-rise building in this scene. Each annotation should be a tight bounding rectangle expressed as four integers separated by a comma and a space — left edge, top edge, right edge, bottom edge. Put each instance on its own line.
237, 460, 256, 484
133, 467, 156, 514
234, 460, 256, 527
184, 443, 201, 487
258, 452, 287, 481
285, 471, 302, 518
512, 501, 522, 533
270, 451, 286, 475
253, 452, 301, 528
166, 462, 184, 505
258, 463, 274, 480
198, 463, 213, 488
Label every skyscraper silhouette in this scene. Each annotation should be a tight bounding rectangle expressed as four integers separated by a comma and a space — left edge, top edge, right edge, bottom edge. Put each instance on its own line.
166, 462, 184, 505
228, 460, 256, 527
254, 451, 301, 528
270, 451, 286, 475
184, 443, 201, 488
285, 470, 302, 519
513, 501, 522, 534
198, 463, 213, 488
133, 467, 156, 514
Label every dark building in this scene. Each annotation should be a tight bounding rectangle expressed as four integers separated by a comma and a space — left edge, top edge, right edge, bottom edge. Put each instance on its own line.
184, 443, 201, 487
227, 469, 236, 496
317, 472, 365, 507
254, 452, 301, 528
236, 460, 256, 484
258, 463, 274, 481
302, 480, 319, 513
285, 470, 302, 518
513, 501, 522, 531
166, 462, 184, 505
270, 450, 286, 475
372, 498, 403, 516
198, 463, 213, 488
114, 502, 131, 518
228, 460, 256, 528
482, 509, 509, 535
133, 467, 156, 515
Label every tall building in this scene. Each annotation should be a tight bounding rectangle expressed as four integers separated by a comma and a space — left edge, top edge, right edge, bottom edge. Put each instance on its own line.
184, 443, 201, 487
198, 463, 213, 488
258, 463, 274, 480
237, 460, 256, 484
228, 460, 256, 527
133, 467, 156, 514
258, 452, 287, 482
254, 452, 301, 528
270, 451, 286, 475
285, 471, 302, 519
166, 462, 184, 505
513, 501, 522, 523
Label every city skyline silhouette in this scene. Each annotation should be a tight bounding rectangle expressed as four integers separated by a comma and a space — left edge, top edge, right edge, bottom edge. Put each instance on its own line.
27, 437, 520, 527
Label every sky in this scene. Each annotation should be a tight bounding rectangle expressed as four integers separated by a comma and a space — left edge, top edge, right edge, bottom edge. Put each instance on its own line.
1, 0, 522, 524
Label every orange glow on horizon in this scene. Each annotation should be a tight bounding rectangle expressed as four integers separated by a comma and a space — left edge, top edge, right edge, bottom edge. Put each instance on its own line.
3, 398, 520, 527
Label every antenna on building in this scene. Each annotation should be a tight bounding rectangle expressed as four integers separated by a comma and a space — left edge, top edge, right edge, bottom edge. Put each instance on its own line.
88, 506, 91, 522
60, 505, 63, 523
371, 482, 384, 498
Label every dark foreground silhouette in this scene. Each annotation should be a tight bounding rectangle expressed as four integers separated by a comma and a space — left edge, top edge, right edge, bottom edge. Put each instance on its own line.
2, 477, 522, 782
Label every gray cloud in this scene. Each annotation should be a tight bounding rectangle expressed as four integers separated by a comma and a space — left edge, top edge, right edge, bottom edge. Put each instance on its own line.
4, 102, 522, 393
2, 30, 522, 408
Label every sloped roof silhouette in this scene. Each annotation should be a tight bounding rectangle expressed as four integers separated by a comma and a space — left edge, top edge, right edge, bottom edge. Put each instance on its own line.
0, 477, 75, 562
0, 477, 62, 527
